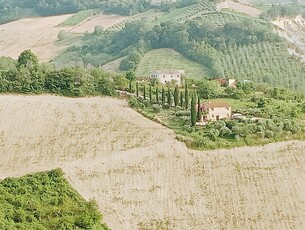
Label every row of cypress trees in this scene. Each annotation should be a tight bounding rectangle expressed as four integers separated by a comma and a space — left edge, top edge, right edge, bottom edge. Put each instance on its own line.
133, 82, 201, 126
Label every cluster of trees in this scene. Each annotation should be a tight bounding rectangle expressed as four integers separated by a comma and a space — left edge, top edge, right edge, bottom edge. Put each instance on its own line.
0, 169, 108, 229
133, 77, 305, 149
0, 50, 122, 97
260, 3, 305, 20
64, 13, 281, 75
0, 0, 153, 24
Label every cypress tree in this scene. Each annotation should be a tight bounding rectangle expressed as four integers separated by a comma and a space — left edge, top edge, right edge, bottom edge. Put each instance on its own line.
143, 85, 146, 100
129, 79, 132, 92
161, 88, 165, 105
136, 82, 139, 97
191, 94, 196, 127
156, 86, 159, 103
197, 96, 201, 121
167, 88, 172, 106
185, 84, 189, 109
180, 91, 183, 107
174, 86, 179, 107
149, 85, 152, 102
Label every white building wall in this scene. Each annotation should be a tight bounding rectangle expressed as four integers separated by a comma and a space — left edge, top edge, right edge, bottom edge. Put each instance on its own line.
206, 107, 231, 121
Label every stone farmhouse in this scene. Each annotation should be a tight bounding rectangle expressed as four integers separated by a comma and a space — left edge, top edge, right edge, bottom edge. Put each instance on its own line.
149, 69, 185, 86
199, 101, 231, 122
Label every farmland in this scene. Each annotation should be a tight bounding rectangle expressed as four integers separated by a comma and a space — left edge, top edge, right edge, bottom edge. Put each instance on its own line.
218, 42, 305, 91
135, 48, 214, 79
0, 95, 305, 229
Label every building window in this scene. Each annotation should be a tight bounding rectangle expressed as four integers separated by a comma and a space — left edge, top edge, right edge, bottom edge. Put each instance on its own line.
171, 75, 173, 78
212, 115, 214, 118
211, 108, 214, 111
163, 75, 165, 78
177, 75, 179, 78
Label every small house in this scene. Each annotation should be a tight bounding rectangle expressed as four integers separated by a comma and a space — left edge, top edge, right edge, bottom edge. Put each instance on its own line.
199, 101, 231, 122
149, 69, 184, 86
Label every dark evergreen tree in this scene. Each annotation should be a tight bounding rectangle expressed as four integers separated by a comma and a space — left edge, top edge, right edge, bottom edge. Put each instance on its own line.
156, 86, 159, 103
185, 84, 189, 109
180, 91, 183, 107
167, 88, 172, 106
162, 88, 165, 105
129, 79, 132, 92
136, 82, 139, 97
197, 96, 201, 121
143, 85, 146, 100
191, 94, 196, 126
174, 85, 179, 107
149, 85, 152, 102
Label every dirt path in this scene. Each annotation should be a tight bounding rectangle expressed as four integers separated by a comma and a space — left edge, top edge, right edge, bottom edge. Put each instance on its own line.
0, 95, 304, 229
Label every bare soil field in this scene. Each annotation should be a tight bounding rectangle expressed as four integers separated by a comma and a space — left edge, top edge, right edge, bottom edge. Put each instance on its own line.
0, 95, 304, 229
217, 1, 262, 17
68, 13, 127, 34
0, 13, 127, 62
0, 15, 72, 62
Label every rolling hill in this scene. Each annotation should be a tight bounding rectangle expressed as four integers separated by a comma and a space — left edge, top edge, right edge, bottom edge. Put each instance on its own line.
135, 48, 214, 79
0, 95, 305, 229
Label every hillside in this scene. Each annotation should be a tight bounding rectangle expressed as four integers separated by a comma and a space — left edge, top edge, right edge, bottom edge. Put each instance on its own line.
0, 95, 305, 229
0, 169, 106, 229
135, 48, 214, 79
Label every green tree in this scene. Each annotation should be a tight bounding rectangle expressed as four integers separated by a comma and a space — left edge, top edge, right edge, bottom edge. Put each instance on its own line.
167, 88, 172, 106
174, 86, 179, 107
156, 86, 159, 103
143, 85, 146, 100
162, 88, 165, 105
128, 79, 132, 92
191, 94, 196, 126
180, 91, 183, 107
125, 71, 136, 81
185, 84, 189, 109
149, 85, 152, 102
197, 96, 201, 121
136, 81, 139, 97
17, 50, 39, 69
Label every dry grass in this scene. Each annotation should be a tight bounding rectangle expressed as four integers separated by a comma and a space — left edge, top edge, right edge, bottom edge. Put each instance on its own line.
0, 95, 304, 229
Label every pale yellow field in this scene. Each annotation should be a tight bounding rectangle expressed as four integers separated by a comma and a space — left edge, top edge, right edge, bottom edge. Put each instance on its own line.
0, 15, 72, 62
0, 95, 304, 229
0, 13, 127, 62
217, 1, 262, 17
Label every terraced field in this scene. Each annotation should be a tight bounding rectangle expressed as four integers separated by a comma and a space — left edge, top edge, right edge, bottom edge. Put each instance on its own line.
0, 95, 305, 229
136, 48, 213, 79
218, 42, 305, 91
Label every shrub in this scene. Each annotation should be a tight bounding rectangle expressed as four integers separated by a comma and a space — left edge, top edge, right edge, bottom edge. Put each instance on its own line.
219, 126, 231, 138
208, 128, 220, 141
128, 97, 144, 108
265, 130, 274, 138
152, 104, 162, 113
175, 110, 191, 117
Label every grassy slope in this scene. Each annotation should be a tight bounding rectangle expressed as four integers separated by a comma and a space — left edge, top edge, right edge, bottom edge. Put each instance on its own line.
59, 9, 98, 26
136, 48, 214, 79
0, 169, 107, 229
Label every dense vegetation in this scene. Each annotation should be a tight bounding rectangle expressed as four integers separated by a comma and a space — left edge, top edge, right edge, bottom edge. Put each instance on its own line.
0, 0, 205, 24
129, 79, 305, 150
0, 169, 108, 229
260, 2, 305, 20
0, 50, 124, 97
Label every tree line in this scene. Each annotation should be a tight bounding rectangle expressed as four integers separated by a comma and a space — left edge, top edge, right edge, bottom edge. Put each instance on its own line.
0, 50, 123, 97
